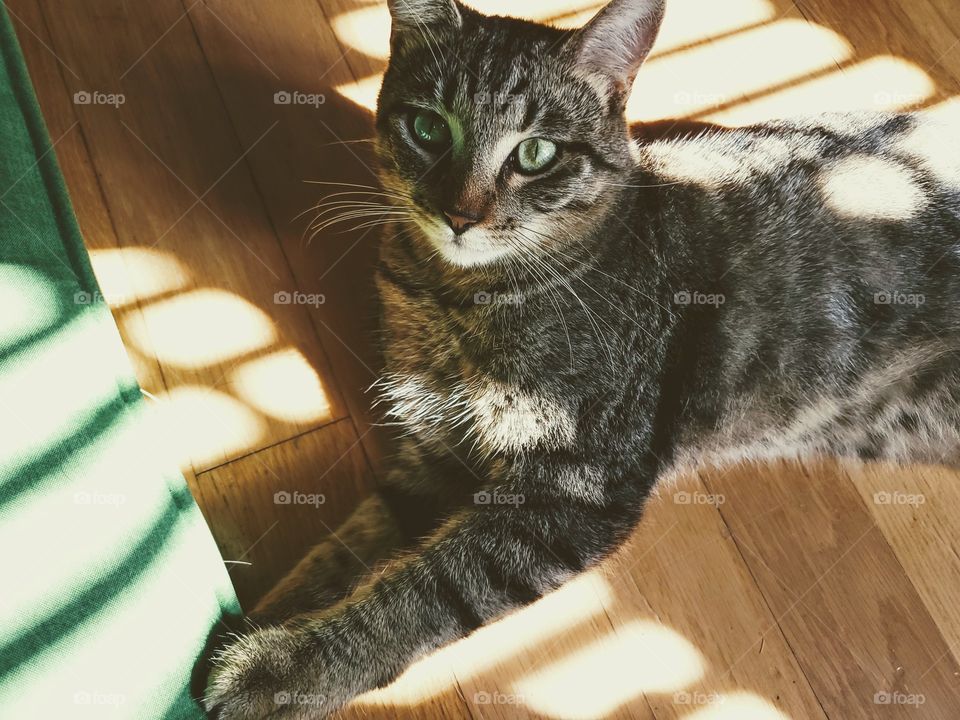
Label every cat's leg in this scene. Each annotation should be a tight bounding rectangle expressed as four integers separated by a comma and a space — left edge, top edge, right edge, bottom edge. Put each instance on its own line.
248, 493, 403, 625
205, 453, 654, 719
248, 440, 475, 625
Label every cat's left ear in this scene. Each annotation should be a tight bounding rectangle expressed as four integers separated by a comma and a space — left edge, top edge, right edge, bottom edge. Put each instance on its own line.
387, 0, 462, 50
567, 0, 666, 98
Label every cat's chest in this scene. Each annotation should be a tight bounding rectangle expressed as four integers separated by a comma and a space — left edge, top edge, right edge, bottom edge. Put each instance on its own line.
376, 282, 577, 455
375, 370, 577, 455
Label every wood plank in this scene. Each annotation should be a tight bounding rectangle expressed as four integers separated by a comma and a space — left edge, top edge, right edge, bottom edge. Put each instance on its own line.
601, 473, 829, 719
704, 459, 960, 718
641, 0, 958, 125
30, 0, 349, 475
848, 462, 960, 673
795, 0, 960, 93
445, 572, 651, 720
194, 418, 375, 608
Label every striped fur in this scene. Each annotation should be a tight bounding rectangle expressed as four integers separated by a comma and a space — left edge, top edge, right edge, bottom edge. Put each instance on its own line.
206, 1, 960, 717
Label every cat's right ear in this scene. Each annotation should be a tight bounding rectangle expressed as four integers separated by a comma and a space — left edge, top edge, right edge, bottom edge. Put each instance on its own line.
387, 0, 462, 50
567, 0, 666, 99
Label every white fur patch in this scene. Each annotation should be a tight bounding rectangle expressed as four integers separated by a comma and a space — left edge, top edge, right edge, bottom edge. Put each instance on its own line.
470, 380, 577, 455
374, 373, 576, 455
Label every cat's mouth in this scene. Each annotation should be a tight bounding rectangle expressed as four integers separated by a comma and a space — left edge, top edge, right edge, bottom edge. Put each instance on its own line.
413, 213, 513, 269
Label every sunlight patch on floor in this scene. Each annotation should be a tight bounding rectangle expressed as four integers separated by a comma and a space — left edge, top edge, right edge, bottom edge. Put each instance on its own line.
347, 570, 748, 718
682, 691, 794, 719
147, 385, 267, 470
352, 571, 615, 707
228, 347, 333, 423
700, 55, 937, 124
123, 288, 277, 368
329, 0, 941, 129
85, 245, 340, 472
333, 74, 383, 115
645, 0, 777, 55
88, 247, 189, 308
462, 0, 605, 22
630, 18, 853, 122
514, 619, 706, 718
330, 4, 390, 62
329, 0, 610, 58
331, 0, 779, 62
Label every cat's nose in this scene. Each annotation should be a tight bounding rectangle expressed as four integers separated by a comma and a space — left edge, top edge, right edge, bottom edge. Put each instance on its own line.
442, 209, 482, 235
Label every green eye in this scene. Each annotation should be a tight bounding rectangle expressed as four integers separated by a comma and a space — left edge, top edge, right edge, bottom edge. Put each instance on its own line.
515, 138, 558, 174
410, 109, 451, 151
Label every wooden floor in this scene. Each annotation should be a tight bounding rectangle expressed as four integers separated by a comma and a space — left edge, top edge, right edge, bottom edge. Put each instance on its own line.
12, 0, 960, 717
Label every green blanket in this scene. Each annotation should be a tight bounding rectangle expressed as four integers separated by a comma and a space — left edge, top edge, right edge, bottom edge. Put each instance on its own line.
0, 8, 239, 719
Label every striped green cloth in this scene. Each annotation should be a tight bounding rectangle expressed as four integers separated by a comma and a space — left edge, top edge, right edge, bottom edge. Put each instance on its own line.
0, 7, 239, 718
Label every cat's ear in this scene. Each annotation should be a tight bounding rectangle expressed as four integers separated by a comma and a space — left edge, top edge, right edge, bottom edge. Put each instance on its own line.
568, 0, 665, 96
387, 0, 462, 48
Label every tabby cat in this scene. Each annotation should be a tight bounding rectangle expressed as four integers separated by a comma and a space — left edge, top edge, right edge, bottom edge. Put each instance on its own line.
206, 0, 960, 716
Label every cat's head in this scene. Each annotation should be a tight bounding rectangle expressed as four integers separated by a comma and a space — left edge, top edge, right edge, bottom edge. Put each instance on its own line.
375, 0, 665, 269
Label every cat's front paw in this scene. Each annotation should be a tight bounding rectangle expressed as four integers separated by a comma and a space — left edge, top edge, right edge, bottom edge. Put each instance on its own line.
204, 625, 334, 719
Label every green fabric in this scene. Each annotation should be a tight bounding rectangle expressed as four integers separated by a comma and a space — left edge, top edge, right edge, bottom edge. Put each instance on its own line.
0, 7, 239, 719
